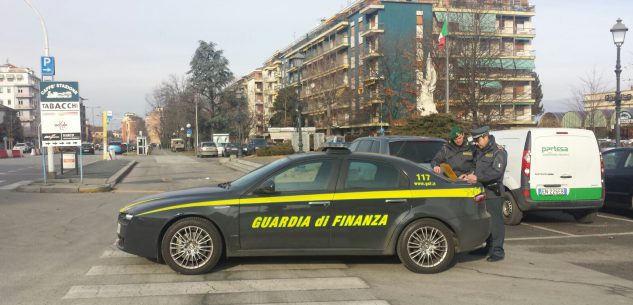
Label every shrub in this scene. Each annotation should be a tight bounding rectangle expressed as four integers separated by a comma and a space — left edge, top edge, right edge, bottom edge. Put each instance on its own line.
256, 144, 295, 156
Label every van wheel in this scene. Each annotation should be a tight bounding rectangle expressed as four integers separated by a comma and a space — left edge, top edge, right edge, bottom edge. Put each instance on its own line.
502, 192, 523, 225
397, 219, 455, 274
571, 209, 598, 224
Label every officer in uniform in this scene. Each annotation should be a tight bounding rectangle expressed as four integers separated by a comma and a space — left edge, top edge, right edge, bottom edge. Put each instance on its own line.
431, 127, 474, 178
463, 126, 508, 262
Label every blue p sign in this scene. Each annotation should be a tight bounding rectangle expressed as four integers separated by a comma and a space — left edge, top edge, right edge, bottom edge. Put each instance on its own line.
41, 56, 55, 76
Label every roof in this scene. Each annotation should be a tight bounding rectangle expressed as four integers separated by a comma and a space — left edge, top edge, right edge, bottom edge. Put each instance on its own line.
353, 135, 446, 142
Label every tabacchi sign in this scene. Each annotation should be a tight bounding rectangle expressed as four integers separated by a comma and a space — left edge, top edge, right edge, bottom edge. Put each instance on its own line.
40, 81, 82, 147
40, 81, 79, 102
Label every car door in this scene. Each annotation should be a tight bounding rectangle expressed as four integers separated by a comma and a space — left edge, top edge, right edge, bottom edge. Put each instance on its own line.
239, 158, 340, 250
603, 150, 629, 206
330, 158, 411, 250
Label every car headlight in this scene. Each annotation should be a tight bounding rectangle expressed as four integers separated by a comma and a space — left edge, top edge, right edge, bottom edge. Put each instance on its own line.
125, 214, 134, 221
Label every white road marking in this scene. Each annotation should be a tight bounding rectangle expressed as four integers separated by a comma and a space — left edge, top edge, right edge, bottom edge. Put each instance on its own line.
507, 231, 633, 241
597, 214, 633, 224
247, 301, 390, 305
520, 223, 576, 236
100, 249, 137, 258
63, 277, 369, 299
87, 262, 349, 275
0, 180, 33, 190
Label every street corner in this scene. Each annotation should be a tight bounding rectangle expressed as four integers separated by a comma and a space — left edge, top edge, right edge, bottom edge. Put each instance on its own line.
79, 184, 112, 193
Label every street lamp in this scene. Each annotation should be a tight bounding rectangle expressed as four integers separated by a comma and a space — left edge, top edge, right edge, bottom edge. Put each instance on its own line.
611, 18, 628, 147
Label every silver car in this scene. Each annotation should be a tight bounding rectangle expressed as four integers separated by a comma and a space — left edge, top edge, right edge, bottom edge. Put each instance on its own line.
197, 142, 218, 158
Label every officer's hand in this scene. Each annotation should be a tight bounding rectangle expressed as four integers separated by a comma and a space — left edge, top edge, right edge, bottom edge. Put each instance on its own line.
464, 174, 477, 184
433, 166, 441, 174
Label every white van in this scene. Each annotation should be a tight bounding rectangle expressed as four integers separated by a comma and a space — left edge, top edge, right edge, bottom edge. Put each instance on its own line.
491, 128, 604, 225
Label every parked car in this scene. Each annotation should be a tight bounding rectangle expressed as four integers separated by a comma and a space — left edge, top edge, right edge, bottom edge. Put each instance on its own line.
492, 128, 604, 225
602, 147, 633, 210
170, 138, 185, 152
108, 141, 123, 154
12, 143, 31, 153
223, 143, 241, 156
197, 141, 219, 158
248, 138, 268, 154
117, 147, 489, 275
348, 136, 446, 167
81, 142, 95, 154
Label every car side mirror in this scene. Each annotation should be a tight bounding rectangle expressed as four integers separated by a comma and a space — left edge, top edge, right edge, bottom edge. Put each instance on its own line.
255, 179, 276, 195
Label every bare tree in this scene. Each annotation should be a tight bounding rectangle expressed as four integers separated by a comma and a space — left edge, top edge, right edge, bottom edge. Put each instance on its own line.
432, 5, 508, 126
567, 67, 608, 132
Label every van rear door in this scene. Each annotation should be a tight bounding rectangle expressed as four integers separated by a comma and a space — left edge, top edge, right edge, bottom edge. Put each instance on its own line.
529, 129, 602, 202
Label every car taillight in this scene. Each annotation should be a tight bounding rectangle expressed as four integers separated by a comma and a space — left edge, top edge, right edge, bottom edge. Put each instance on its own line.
523, 189, 530, 199
521, 149, 531, 178
474, 193, 486, 204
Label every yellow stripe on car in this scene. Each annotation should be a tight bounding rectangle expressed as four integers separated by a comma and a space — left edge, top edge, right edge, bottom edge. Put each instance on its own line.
135, 187, 483, 216
119, 197, 166, 213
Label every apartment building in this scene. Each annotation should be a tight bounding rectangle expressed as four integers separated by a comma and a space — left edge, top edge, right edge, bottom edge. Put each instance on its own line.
433, 0, 536, 125
0, 63, 41, 141
121, 112, 145, 145
253, 0, 535, 136
244, 70, 266, 135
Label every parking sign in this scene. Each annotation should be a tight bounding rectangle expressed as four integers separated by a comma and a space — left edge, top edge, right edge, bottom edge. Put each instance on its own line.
41, 56, 55, 76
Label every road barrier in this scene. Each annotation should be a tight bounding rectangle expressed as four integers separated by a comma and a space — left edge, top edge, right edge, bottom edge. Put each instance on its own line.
0, 149, 24, 159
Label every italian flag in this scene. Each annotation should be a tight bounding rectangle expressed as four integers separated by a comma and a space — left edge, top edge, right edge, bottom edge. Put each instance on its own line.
438, 21, 448, 50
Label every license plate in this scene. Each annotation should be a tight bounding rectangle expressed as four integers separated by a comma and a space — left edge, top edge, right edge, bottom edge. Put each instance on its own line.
537, 187, 568, 196
117, 223, 121, 235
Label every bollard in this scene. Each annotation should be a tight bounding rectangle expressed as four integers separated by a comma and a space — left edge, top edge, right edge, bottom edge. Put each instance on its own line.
108, 148, 116, 160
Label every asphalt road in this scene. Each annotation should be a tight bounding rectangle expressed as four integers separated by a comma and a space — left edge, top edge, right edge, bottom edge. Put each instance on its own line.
0, 152, 102, 189
1, 151, 633, 305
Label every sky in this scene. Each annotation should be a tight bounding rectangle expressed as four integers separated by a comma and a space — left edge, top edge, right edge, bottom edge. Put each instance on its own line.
1, 0, 633, 126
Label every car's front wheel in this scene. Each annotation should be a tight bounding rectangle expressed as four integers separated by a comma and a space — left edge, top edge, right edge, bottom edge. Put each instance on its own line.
397, 219, 455, 274
161, 217, 223, 275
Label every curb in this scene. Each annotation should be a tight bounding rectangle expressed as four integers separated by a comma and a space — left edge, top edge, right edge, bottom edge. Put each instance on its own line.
107, 160, 138, 186
14, 160, 137, 193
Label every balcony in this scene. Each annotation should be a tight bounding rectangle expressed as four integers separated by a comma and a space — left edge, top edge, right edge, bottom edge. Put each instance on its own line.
304, 39, 350, 66
360, 24, 384, 38
500, 49, 535, 58
362, 50, 383, 60
16, 92, 35, 98
434, 1, 535, 14
359, 4, 384, 15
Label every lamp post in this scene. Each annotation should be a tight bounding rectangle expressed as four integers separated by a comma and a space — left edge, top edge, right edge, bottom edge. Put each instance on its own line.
186, 123, 191, 151
611, 18, 628, 147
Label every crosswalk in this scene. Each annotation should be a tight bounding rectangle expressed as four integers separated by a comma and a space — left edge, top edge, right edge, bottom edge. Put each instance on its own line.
0, 180, 32, 190
61, 244, 389, 305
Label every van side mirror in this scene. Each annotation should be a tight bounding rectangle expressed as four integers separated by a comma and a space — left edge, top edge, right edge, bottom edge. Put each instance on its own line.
255, 179, 276, 194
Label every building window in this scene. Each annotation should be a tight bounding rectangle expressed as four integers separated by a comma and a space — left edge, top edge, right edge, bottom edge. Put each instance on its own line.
7, 88, 11, 93
7, 99, 11, 105
19, 100, 24, 105
18, 88, 23, 93
0, 87, 3, 93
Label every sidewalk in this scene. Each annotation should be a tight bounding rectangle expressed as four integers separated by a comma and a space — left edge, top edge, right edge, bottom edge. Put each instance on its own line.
16, 158, 136, 193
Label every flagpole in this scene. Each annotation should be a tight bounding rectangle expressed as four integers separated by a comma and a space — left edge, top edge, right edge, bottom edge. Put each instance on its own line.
445, 33, 449, 113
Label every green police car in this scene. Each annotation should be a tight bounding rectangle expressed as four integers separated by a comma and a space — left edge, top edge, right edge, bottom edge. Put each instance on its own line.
117, 148, 489, 274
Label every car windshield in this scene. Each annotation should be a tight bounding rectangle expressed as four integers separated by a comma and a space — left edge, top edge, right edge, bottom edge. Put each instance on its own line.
229, 158, 289, 189
201, 142, 216, 147
389, 141, 445, 163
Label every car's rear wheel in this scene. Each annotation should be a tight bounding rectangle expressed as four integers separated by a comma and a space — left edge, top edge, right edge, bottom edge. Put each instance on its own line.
397, 219, 455, 274
502, 192, 523, 225
571, 209, 598, 224
161, 217, 222, 275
